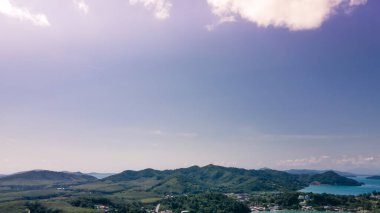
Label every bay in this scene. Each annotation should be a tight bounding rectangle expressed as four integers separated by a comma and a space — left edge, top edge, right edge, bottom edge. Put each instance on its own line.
260, 211, 344, 213
300, 176, 380, 195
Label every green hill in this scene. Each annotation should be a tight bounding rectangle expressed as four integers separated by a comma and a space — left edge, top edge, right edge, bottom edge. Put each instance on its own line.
367, 175, 380, 180
103, 165, 361, 194
285, 169, 356, 177
0, 170, 97, 190
160, 193, 250, 213
306, 171, 361, 186
0, 166, 360, 196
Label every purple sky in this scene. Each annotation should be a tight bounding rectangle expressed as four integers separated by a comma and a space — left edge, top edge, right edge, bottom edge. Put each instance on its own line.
1, 0, 380, 174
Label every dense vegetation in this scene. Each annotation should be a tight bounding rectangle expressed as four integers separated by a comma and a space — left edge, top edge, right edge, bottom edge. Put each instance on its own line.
0, 191, 374, 213
0, 166, 361, 195
285, 169, 357, 177
0, 170, 96, 183
103, 165, 361, 194
69, 197, 146, 213
249, 191, 380, 212
306, 171, 361, 186
69, 197, 114, 208
160, 193, 250, 213
25, 202, 63, 213
0, 170, 97, 190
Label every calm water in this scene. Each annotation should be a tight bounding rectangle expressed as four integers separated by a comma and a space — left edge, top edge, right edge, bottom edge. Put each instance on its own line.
262, 211, 344, 213
300, 176, 380, 195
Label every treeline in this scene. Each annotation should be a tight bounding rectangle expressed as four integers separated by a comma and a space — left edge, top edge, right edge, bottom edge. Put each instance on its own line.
159, 193, 250, 213
68, 196, 146, 213
25, 202, 63, 213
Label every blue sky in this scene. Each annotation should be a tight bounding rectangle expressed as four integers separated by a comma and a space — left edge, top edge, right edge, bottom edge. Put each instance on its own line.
0, 0, 379, 174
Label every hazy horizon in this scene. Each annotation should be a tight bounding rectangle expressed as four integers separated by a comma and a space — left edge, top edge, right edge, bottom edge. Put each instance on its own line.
1, 164, 379, 176
1, 0, 380, 174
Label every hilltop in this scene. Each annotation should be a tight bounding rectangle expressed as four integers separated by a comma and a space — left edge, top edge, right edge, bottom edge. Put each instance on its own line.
0, 170, 97, 190
99, 165, 361, 194
306, 171, 361, 186
285, 169, 357, 177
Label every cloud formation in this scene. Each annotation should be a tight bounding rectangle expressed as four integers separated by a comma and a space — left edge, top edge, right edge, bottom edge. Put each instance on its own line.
349, 0, 367, 6
0, 0, 368, 29
73, 0, 89, 14
0, 0, 50, 26
129, 0, 172, 19
207, 0, 368, 31
278, 156, 332, 167
278, 155, 380, 169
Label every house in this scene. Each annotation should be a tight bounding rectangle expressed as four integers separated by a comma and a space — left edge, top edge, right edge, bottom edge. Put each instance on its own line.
302, 206, 313, 211
250, 206, 267, 211
95, 205, 109, 212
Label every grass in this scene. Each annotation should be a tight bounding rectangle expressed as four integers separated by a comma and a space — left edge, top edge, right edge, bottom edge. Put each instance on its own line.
140, 197, 161, 204
0, 201, 28, 213
0, 189, 68, 203
111, 190, 160, 201
43, 200, 94, 212
72, 182, 125, 193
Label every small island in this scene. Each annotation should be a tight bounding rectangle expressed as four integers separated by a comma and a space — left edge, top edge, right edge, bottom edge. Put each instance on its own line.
367, 175, 380, 180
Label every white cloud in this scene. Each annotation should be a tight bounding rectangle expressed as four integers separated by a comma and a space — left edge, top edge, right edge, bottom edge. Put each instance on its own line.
0, 0, 50, 26
205, 15, 236, 31
334, 155, 379, 166
73, 0, 89, 15
278, 155, 380, 169
129, 0, 172, 20
349, 0, 367, 6
207, 0, 368, 31
278, 156, 332, 168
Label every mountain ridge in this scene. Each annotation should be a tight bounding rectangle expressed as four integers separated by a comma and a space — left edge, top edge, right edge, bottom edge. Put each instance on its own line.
285, 169, 357, 177
0, 170, 97, 190
102, 164, 361, 194
0, 165, 362, 194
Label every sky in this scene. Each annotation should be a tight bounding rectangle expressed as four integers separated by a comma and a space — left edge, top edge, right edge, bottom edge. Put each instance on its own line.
0, 0, 380, 174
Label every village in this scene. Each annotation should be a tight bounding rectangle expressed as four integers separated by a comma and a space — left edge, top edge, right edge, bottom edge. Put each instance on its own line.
92, 191, 380, 212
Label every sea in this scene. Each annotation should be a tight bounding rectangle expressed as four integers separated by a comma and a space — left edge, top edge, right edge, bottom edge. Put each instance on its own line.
300, 176, 380, 196
258, 177, 380, 212
262, 211, 340, 213
260, 211, 344, 213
